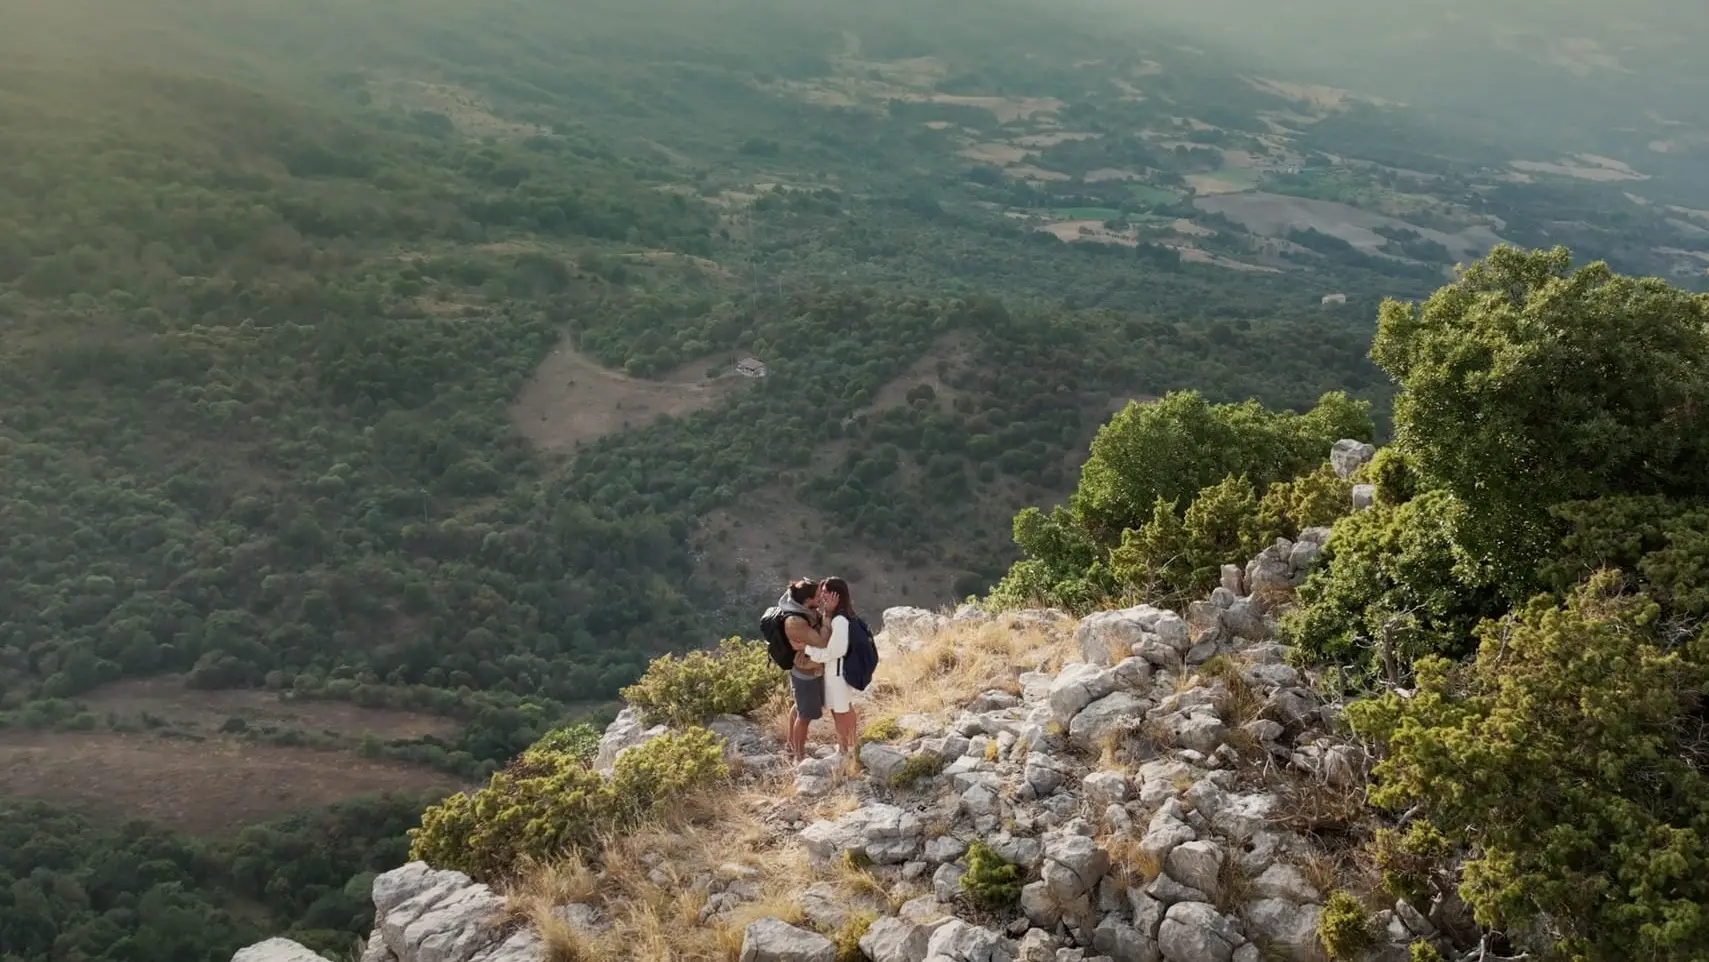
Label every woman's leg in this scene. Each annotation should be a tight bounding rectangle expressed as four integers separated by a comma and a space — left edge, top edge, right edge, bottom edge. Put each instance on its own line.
833, 708, 857, 755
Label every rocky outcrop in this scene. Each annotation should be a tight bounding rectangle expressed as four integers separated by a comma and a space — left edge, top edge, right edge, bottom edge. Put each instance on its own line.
232, 441, 1464, 962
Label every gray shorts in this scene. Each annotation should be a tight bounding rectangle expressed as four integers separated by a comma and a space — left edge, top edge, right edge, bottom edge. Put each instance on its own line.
791, 669, 826, 721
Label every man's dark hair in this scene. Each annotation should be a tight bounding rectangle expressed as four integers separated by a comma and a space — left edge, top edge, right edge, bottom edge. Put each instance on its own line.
788, 578, 820, 604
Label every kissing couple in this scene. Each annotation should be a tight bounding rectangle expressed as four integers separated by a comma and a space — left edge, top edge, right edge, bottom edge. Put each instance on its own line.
771, 576, 877, 765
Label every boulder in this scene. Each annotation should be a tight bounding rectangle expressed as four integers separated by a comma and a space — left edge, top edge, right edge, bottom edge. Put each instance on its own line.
1049, 663, 1119, 724
1163, 840, 1225, 898
1068, 692, 1148, 751
861, 916, 939, 962
376, 865, 506, 962
233, 940, 331, 962
926, 920, 1010, 962
740, 918, 836, 962
1251, 864, 1319, 904
1330, 439, 1376, 479
1139, 809, 1197, 862
1092, 916, 1158, 962
933, 862, 966, 903
878, 607, 949, 654
1076, 606, 1174, 665
1020, 881, 1062, 928
1043, 834, 1111, 902
1157, 902, 1242, 962
595, 706, 668, 772
860, 742, 913, 783
1240, 900, 1321, 960
1083, 771, 1129, 809
1018, 929, 1059, 962
800, 804, 924, 865
1351, 484, 1375, 511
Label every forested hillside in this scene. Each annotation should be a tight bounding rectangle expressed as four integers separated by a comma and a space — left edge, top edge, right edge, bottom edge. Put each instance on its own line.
1, 0, 1705, 957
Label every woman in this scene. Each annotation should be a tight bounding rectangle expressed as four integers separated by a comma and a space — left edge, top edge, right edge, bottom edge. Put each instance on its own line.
808, 576, 860, 756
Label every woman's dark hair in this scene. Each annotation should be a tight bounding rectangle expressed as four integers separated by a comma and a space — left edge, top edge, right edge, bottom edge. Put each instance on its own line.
819, 577, 856, 620
788, 578, 820, 605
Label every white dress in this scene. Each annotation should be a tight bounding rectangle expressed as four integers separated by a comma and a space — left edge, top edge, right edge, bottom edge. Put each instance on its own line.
810, 614, 855, 714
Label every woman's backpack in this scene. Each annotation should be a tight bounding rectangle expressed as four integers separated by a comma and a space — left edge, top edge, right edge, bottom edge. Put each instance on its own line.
841, 617, 880, 691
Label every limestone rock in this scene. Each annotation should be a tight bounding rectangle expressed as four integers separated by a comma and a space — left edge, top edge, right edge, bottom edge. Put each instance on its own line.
233, 940, 331, 962
1157, 902, 1243, 962
800, 804, 924, 865
860, 742, 913, 783
595, 706, 668, 772
1068, 692, 1148, 751
861, 915, 939, 962
1050, 663, 1118, 724
926, 920, 1009, 962
1083, 771, 1129, 809
1043, 834, 1111, 902
878, 607, 949, 655
1241, 900, 1320, 960
1163, 840, 1225, 899
1252, 864, 1320, 904
1351, 484, 1375, 511
740, 918, 836, 962
1330, 439, 1376, 479
1092, 915, 1158, 962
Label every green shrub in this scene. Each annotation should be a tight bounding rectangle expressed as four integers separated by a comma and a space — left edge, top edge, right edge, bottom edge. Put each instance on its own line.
859, 715, 903, 745
1284, 490, 1502, 678
620, 637, 782, 726
989, 390, 1371, 611
525, 722, 602, 764
886, 752, 946, 789
1348, 573, 1709, 961
1408, 942, 1445, 962
1316, 891, 1373, 960
408, 727, 728, 881
960, 840, 1022, 910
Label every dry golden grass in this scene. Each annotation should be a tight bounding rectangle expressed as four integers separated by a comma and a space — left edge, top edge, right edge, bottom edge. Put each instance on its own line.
502, 779, 816, 962
502, 617, 1081, 960
864, 620, 1076, 721
1104, 833, 1163, 888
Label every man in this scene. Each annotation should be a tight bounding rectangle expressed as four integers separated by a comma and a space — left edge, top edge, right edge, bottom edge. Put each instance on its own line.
777, 577, 831, 764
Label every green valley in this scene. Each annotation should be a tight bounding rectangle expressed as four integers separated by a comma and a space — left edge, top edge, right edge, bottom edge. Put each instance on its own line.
1, 0, 1706, 957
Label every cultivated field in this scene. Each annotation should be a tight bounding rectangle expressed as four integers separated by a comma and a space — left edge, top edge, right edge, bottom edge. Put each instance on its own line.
84, 675, 461, 740
1193, 191, 1505, 259
0, 731, 465, 836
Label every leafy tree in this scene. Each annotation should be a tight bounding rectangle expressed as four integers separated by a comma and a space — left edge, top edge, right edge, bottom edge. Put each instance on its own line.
1350, 574, 1709, 961
1372, 245, 1709, 593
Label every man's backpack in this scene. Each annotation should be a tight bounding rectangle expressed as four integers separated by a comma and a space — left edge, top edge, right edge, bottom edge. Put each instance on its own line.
841, 617, 880, 691
760, 607, 798, 671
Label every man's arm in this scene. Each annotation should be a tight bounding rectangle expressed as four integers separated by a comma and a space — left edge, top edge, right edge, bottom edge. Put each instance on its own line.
785, 615, 831, 650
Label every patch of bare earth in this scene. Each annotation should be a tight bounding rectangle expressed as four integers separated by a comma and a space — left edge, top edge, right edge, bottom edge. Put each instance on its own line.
1013, 131, 1099, 148
368, 78, 547, 139
1084, 168, 1142, 182
1041, 220, 1139, 247
510, 345, 744, 452
959, 143, 1031, 165
1509, 155, 1648, 182
1243, 76, 1397, 113
84, 677, 459, 739
0, 731, 466, 836
1007, 164, 1071, 182
856, 334, 971, 416
693, 487, 955, 615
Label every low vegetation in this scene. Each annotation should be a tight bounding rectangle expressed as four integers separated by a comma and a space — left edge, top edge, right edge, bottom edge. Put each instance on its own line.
619, 638, 783, 727
408, 727, 729, 881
